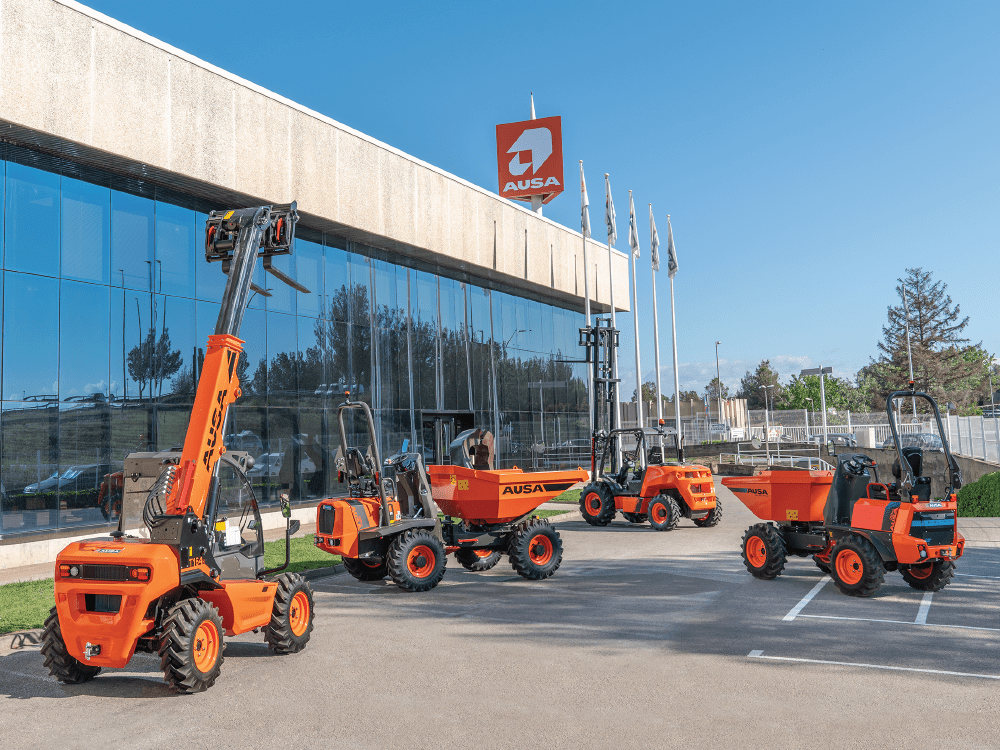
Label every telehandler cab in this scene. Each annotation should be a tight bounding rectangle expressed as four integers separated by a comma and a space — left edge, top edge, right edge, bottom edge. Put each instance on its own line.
723, 387, 965, 597
42, 203, 315, 692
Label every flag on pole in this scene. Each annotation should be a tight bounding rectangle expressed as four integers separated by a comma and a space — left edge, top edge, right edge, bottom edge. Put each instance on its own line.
579, 162, 591, 239
628, 192, 640, 257
666, 215, 678, 278
605, 174, 617, 247
649, 205, 660, 272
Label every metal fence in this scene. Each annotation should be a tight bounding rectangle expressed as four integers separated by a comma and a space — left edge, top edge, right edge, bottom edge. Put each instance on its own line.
748, 408, 1000, 465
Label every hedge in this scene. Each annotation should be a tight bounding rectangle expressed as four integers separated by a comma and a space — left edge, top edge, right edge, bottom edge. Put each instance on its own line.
957, 472, 1000, 518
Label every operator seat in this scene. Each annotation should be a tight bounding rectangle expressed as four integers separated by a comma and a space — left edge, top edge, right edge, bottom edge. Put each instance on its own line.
823, 453, 875, 526
647, 446, 663, 465
344, 447, 369, 480
891, 447, 931, 502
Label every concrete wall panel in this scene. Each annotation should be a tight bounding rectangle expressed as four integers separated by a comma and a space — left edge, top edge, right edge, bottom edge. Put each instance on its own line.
0, 0, 630, 313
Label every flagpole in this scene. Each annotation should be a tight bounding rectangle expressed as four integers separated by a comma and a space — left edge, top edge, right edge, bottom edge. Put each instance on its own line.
629, 191, 643, 430
650, 205, 663, 434
605, 175, 621, 436
580, 161, 593, 434
667, 215, 683, 462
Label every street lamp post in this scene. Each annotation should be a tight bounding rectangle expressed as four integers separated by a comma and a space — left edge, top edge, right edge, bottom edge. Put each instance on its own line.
804, 397, 813, 441
801, 366, 832, 444
714, 341, 723, 436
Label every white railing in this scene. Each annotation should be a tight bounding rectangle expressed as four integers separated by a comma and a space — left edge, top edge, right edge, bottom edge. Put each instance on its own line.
719, 451, 834, 471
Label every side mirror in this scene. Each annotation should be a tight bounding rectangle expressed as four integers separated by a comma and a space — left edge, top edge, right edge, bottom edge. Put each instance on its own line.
280, 492, 291, 519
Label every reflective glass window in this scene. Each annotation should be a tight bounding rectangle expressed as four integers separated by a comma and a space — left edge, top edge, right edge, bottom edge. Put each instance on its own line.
61, 177, 110, 285
59, 280, 110, 401
111, 190, 154, 291
3, 272, 58, 401
266, 312, 298, 406
57, 403, 112, 530
155, 294, 197, 405
295, 238, 324, 318
324, 238, 349, 323
5, 163, 60, 277
196, 212, 227, 302
155, 202, 196, 298
266, 251, 295, 315
241, 307, 268, 401
2, 401, 61, 534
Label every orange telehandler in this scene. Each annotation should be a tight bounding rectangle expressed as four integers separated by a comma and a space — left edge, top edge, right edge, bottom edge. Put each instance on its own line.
42, 203, 315, 692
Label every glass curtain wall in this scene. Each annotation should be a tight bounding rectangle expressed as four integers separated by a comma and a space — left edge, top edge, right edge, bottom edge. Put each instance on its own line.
0, 143, 589, 540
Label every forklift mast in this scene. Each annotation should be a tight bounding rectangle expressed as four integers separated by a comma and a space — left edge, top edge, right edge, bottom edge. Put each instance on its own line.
579, 317, 620, 473
164, 203, 305, 519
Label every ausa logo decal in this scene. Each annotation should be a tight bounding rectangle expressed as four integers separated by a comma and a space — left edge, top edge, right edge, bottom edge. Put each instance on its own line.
731, 487, 768, 495
502, 484, 545, 495
495, 116, 564, 204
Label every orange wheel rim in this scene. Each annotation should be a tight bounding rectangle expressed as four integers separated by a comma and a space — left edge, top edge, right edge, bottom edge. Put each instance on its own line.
908, 564, 934, 580
651, 504, 667, 523
527, 534, 554, 565
289, 591, 310, 637
835, 549, 864, 585
192, 620, 219, 672
746, 536, 767, 568
407, 545, 436, 578
584, 493, 602, 515
474, 549, 494, 558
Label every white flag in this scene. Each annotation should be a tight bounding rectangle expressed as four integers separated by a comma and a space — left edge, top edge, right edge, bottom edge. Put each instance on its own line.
666, 215, 678, 278
628, 192, 640, 257
605, 174, 617, 247
579, 162, 591, 239
649, 205, 660, 272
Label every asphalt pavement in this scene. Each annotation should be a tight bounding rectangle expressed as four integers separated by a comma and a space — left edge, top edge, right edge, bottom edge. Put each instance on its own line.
2, 481, 1000, 749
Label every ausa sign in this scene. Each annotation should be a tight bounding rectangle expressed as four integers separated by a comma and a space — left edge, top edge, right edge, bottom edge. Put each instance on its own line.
495, 115, 564, 204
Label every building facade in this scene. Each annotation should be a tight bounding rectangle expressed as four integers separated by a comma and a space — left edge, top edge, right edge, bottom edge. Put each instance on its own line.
0, 0, 630, 544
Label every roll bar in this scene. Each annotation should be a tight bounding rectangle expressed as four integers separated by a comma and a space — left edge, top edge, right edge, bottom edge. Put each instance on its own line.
336, 397, 390, 525
885, 389, 962, 497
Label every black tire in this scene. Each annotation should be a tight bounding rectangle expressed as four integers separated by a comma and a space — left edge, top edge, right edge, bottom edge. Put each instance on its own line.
829, 534, 886, 597
343, 557, 388, 581
455, 548, 503, 571
264, 573, 314, 654
622, 512, 648, 524
386, 529, 447, 592
647, 494, 681, 531
901, 560, 956, 592
693, 500, 723, 528
741, 523, 787, 579
41, 607, 101, 684
813, 555, 832, 574
579, 482, 616, 526
508, 518, 563, 580
158, 598, 225, 693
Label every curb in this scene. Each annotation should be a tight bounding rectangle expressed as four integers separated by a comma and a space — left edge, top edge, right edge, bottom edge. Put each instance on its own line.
547, 510, 582, 523
300, 565, 342, 581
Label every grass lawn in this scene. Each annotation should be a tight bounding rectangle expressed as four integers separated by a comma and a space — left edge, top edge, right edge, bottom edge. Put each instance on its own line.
0, 579, 54, 635
0, 538, 338, 635
264, 535, 340, 575
550, 488, 582, 505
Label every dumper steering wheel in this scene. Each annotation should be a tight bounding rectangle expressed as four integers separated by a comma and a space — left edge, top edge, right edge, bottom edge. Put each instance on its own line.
855, 455, 876, 470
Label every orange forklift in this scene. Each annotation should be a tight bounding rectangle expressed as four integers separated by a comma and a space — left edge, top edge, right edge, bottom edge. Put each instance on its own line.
42, 203, 315, 692
313, 403, 587, 590
723, 387, 965, 596
576, 319, 722, 530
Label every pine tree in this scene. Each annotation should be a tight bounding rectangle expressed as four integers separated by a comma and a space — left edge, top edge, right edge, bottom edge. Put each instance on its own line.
737, 360, 783, 410
873, 268, 990, 410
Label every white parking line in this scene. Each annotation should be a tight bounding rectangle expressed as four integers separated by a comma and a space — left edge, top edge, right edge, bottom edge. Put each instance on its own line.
955, 573, 1000, 580
914, 591, 934, 624
796, 613, 1000, 633
747, 650, 1000, 680
782, 576, 830, 621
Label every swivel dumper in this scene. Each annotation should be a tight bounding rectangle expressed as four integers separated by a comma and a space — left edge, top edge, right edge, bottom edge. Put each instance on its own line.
575, 318, 722, 530
43, 203, 316, 693
723, 388, 965, 597
313, 398, 587, 591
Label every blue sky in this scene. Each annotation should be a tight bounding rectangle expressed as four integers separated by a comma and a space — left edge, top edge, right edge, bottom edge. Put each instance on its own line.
85, 0, 999, 396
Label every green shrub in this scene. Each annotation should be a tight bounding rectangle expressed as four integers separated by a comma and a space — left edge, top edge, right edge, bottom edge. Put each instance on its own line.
957, 472, 1000, 517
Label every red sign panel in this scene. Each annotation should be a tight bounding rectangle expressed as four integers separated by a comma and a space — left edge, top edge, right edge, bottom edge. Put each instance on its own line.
496, 116, 564, 205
